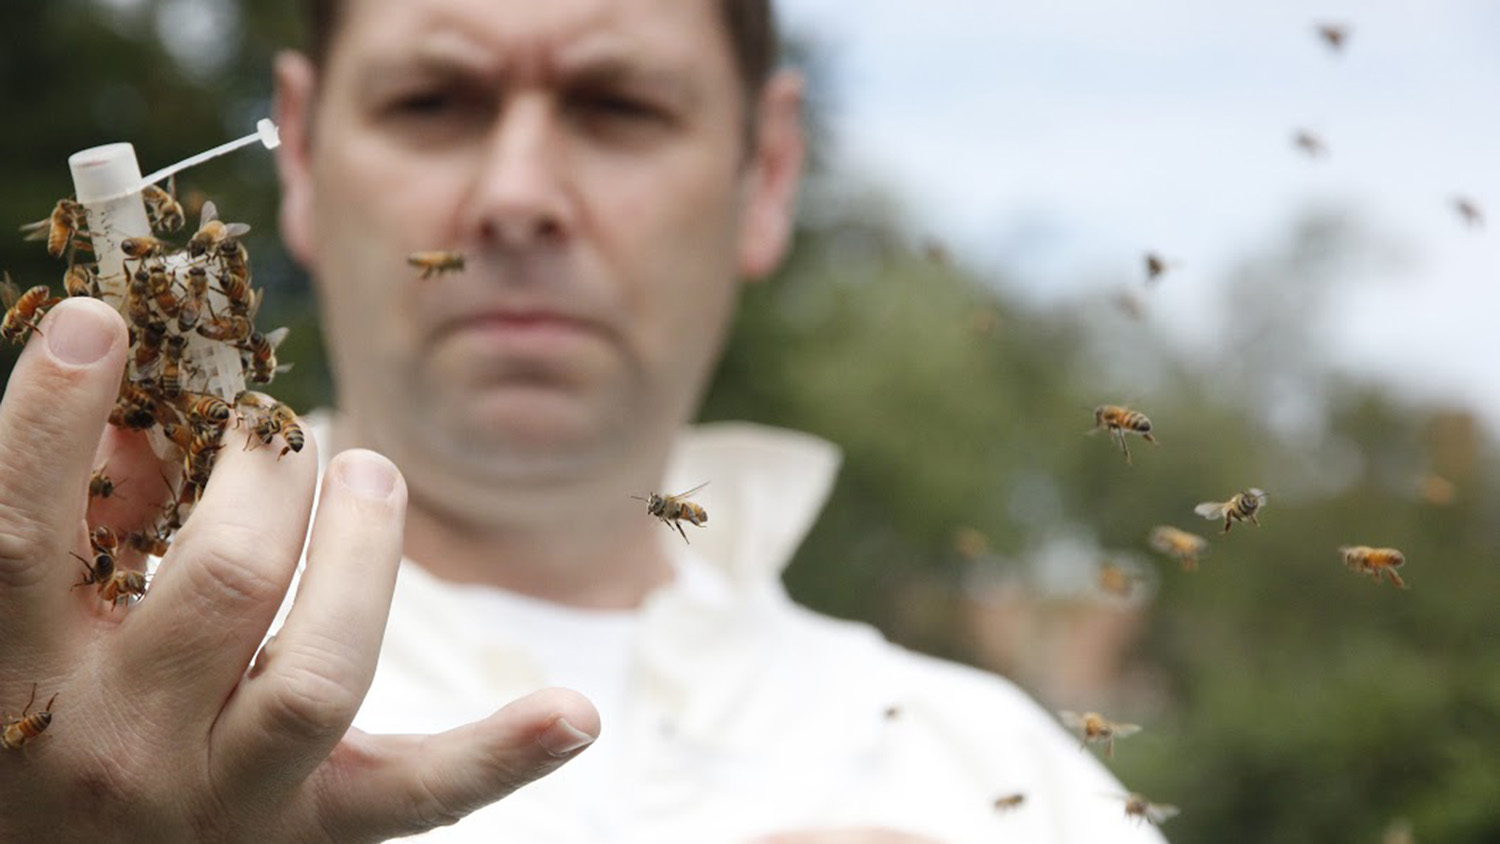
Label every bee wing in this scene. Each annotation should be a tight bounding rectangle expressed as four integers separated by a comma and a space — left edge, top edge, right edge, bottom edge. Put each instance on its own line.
1145, 803, 1180, 824
1247, 488, 1268, 504
1, 271, 19, 307
224, 222, 252, 239
674, 481, 710, 499
263, 326, 290, 351
18, 218, 49, 240
1194, 501, 1228, 520
198, 200, 219, 229
1058, 710, 1084, 728
1112, 722, 1142, 739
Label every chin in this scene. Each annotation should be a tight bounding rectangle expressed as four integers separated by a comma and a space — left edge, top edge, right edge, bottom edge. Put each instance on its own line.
419, 385, 633, 479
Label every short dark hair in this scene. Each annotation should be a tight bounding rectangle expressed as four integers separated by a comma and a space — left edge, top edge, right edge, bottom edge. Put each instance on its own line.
303, 0, 780, 101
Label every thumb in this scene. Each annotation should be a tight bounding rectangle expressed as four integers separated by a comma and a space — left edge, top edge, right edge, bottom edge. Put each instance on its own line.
314, 687, 599, 839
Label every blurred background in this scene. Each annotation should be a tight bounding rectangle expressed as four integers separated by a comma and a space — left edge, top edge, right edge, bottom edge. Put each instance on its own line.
1, 1, 1497, 842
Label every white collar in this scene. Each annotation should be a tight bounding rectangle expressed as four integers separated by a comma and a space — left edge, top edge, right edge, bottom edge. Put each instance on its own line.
660, 421, 842, 587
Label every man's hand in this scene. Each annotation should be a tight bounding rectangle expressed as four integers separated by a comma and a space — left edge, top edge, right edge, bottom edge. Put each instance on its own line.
0, 299, 598, 842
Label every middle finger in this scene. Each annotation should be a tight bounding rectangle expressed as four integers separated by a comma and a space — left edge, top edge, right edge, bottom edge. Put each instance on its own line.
113, 424, 318, 714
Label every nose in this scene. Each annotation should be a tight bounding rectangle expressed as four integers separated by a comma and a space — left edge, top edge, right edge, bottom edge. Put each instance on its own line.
465, 95, 571, 249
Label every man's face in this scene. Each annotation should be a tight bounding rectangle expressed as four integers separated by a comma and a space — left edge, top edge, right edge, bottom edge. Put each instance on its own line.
275, 0, 799, 484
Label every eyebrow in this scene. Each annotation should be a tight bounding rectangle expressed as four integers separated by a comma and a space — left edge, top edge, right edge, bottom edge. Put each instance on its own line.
353, 38, 704, 110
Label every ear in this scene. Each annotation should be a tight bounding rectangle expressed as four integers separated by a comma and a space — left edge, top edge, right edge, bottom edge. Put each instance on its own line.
736, 70, 807, 282
273, 50, 320, 271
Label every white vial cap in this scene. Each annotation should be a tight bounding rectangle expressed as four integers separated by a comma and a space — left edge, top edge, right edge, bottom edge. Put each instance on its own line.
69, 143, 144, 204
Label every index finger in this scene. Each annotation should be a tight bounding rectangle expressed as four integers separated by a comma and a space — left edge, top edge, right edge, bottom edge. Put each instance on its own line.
0, 299, 127, 650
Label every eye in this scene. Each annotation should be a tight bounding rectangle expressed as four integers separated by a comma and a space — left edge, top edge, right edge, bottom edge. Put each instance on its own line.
571, 90, 672, 126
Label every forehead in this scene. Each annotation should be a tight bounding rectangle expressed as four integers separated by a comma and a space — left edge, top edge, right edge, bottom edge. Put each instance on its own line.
326, 0, 732, 84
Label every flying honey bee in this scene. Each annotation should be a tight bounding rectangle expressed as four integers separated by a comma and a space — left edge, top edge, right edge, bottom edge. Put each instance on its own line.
1092, 405, 1157, 465
1148, 525, 1208, 571
1059, 710, 1141, 758
1293, 130, 1328, 159
188, 201, 251, 259
1339, 545, 1409, 589
1096, 561, 1142, 598
1194, 488, 1268, 533
952, 526, 991, 561
1382, 819, 1416, 844
1143, 252, 1172, 284
1453, 196, 1484, 229
120, 235, 169, 260
141, 179, 185, 233
633, 482, 709, 544
407, 251, 466, 280
1315, 23, 1349, 53
1, 684, 58, 751
992, 793, 1026, 813
1119, 793, 1179, 826
20, 198, 87, 259
2, 272, 62, 345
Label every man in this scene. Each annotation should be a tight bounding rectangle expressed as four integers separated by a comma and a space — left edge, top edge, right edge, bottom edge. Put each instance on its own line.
0, 0, 1165, 841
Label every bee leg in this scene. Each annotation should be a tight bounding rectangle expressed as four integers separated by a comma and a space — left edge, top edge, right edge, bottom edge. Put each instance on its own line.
672, 521, 690, 545
1387, 570, 1408, 589
1222, 517, 1232, 534
1250, 514, 1261, 527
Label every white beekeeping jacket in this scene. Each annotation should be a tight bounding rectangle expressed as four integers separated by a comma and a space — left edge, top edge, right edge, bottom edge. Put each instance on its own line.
306, 417, 1169, 844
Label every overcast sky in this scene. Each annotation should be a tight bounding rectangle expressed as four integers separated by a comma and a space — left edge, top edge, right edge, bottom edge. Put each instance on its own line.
779, 0, 1500, 432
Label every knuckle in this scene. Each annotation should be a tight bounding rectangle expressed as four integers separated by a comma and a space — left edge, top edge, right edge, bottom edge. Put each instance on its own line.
181, 527, 286, 611
403, 766, 474, 831
0, 518, 53, 586
263, 659, 362, 742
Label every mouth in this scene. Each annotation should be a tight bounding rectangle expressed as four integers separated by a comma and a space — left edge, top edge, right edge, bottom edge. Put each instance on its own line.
437, 307, 614, 362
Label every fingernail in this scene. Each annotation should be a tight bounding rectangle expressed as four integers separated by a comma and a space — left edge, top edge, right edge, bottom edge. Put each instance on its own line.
337, 452, 396, 499
45, 299, 116, 366
537, 717, 596, 758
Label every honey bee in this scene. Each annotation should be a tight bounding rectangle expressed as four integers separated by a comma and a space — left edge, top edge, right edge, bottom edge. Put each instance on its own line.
1, 684, 58, 751
147, 263, 182, 316
141, 179, 185, 233
188, 201, 251, 259
1417, 473, 1455, 506
240, 326, 290, 384
178, 266, 209, 332
1059, 710, 1141, 758
186, 394, 233, 429
216, 267, 259, 320
20, 198, 87, 259
132, 320, 168, 375
1293, 130, 1328, 159
1092, 405, 1157, 465
952, 526, 991, 561
1194, 488, 1268, 534
1143, 252, 1171, 283
120, 236, 169, 260
125, 267, 155, 328
88, 467, 118, 500
159, 333, 188, 398
1315, 23, 1349, 53
633, 482, 709, 543
1119, 793, 1179, 826
63, 263, 101, 298
1382, 818, 1415, 844
1453, 196, 1484, 229
992, 793, 1026, 813
1097, 561, 1142, 597
70, 548, 116, 592
123, 526, 171, 558
1148, 525, 1208, 571
90, 525, 120, 556
109, 382, 159, 431
407, 250, 466, 280
196, 313, 253, 343
1339, 545, 1409, 589
98, 569, 149, 606
2, 272, 62, 345
271, 401, 304, 458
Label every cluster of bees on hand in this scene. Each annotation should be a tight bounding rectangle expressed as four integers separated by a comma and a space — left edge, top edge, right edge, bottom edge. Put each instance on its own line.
405, 247, 713, 545
2, 181, 303, 750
